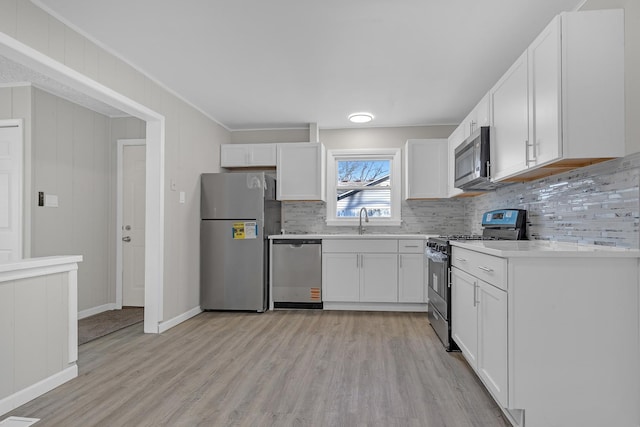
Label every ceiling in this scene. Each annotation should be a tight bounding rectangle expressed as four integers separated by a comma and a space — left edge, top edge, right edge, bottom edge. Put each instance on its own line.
33, 0, 584, 131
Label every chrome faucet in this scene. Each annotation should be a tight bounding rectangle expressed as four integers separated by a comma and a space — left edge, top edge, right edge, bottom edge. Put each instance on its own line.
358, 207, 369, 235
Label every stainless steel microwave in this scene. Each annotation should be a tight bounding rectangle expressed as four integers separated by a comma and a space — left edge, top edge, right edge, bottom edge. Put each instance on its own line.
454, 126, 502, 191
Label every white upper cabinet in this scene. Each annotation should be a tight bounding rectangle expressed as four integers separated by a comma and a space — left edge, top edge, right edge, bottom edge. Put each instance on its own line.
277, 142, 325, 201
404, 139, 448, 199
462, 93, 491, 140
528, 16, 562, 168
490, 10, 624, 183
490, 50, 530, 181
220, 143, 277, 167
447, 125, 466, 198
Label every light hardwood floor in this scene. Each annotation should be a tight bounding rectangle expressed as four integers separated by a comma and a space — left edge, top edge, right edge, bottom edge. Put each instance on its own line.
7, 311, 510, 426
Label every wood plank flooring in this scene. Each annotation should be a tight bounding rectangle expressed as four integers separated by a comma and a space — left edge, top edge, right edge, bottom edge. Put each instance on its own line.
7, 311, 510, 426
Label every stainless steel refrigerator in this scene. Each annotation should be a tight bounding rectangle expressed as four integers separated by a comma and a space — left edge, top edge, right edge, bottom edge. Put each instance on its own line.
200, 172, 281, 311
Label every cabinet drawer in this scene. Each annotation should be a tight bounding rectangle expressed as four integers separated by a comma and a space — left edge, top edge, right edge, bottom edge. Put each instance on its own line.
451, 247, 507, 290
322, 239, 398, 253
398, 239, 424, 253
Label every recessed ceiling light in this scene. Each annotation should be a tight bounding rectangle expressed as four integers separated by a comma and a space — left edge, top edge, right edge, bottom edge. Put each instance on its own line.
348, 112, 374, 124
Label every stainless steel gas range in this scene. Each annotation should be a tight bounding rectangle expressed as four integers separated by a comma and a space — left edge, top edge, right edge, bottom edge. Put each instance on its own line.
426, 209, 527, 351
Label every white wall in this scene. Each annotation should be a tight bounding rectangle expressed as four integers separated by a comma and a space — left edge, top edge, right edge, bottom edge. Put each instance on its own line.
318, 125, 455, 150
230, 128, 309, 144
230, 125, 456, 148
0, 1, 229, 322
31, 88, 111, 311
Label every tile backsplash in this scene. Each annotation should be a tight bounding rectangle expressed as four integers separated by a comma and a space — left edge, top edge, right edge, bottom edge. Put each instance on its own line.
282, 199, 466, 236
282, 152, 640, 248
464, 153, 640, 248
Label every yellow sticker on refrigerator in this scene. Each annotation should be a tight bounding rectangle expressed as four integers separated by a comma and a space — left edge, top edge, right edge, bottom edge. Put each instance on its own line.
232, 222, 258, 239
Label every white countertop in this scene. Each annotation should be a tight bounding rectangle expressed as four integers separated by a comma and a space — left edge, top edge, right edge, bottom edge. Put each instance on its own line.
0, 255, 83, 274
451, 240, 640, 258
269, 234, 434, 240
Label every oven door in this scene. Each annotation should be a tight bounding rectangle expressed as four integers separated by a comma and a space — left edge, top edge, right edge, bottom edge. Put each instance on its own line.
426, 251, 449, 320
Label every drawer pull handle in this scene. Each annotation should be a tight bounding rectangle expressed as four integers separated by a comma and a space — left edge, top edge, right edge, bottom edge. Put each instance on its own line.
455, 257, 467, 262
477, 266, 493, 273
404, 245, 419, 248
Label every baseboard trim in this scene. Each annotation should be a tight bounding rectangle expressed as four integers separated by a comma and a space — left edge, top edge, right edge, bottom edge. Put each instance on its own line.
322, 302, 428, 312
78, 303, 117, 320
0, 365, 77, 416
158, 306, 202, 333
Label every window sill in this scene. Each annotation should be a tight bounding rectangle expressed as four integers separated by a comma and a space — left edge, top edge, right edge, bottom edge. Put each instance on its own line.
326, 219, 402, 227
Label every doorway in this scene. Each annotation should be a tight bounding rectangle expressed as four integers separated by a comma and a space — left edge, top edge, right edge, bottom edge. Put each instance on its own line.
0, 32, 165, 333
117, 139, 146, 308
0, 119, 23, 262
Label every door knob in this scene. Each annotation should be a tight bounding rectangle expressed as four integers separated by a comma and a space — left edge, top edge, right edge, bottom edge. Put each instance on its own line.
122, 236, 131, 242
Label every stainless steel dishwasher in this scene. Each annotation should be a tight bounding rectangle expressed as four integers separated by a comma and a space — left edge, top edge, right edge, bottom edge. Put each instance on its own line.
272, 239, 322, 309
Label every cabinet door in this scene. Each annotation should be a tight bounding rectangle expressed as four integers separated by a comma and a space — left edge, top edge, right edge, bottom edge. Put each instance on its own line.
277, 143, 325, 201
528, 15, 562, 168
248, 144, 277, 166
220, 145, 249, 167
220, 144, 276, 167
490, 50, 530, 181
461, 110, 475, 140
360, 253, 398, 302
477, 280, 508, 407
465, 93, 490, 137
451, 267, 478, 368
322, 253, 360, 302
398, 253, 424, 303
475, 93, 491, 127
405, 139, 448, 199
447, 126, 466, 198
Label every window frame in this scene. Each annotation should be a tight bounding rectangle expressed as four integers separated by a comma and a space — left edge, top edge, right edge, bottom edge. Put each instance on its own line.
326, 148, 402, 227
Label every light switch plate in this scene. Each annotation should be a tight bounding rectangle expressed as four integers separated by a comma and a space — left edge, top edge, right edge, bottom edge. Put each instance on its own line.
179, 191, 185, 204
44, 194, 58, 207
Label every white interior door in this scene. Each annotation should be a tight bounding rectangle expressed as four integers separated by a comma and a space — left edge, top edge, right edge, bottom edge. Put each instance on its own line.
0, 120, 23, 262
122, 144, 146, 306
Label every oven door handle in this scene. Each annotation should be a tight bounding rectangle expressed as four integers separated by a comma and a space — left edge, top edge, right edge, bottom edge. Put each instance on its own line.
425, 248, 448, 263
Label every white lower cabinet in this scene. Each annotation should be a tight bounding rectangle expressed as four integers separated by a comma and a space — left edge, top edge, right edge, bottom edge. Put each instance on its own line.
398, 239, 425, 303
451, 243, 640, 427
476, 278, 508, 407
359, 253, 398, 302
398, 253, 424, 302
452, 255, 509, 408
322, 239, 426, 307
323, 252, 397, 303
323, 253, 360, 301
451, 268, 478, 368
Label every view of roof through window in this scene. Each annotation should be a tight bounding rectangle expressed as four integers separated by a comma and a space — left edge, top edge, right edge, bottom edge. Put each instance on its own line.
336, 160, 391, 218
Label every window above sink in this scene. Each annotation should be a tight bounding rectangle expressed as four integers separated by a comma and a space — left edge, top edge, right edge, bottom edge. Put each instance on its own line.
326, 148, 401, 226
